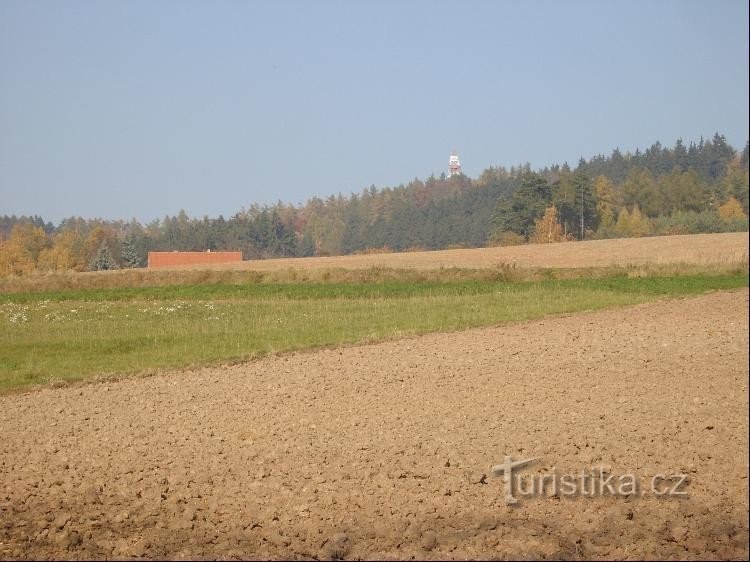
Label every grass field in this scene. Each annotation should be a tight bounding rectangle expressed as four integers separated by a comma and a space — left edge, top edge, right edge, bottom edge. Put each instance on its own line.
2, 271, 747, 391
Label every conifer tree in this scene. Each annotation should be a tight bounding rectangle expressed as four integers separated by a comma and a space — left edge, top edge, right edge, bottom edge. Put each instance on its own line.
120, 236, 141, 268
89, 241, 118, 271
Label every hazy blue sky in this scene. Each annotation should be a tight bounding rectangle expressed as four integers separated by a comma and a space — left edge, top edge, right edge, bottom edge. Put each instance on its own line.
1, 0, 748, 223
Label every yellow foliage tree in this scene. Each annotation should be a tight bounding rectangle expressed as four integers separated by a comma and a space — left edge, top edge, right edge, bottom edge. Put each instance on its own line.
593, 175, 618, 227
0, 224, 49, 276
718, 197, 747, 220
531, 206, 565, 244
614, 205, 652, 238
37, 231, 80, 271
0, 241, 35, 276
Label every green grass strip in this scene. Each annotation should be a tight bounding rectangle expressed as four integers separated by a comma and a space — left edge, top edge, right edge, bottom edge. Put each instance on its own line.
1, 273, 746, 391
1, 272, 747, 304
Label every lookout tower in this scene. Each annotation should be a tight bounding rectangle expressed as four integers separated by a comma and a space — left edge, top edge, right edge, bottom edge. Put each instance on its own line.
449, 151, 461, 177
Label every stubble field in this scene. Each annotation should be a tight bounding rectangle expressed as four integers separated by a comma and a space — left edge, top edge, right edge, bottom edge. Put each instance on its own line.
160, 232, 748, 272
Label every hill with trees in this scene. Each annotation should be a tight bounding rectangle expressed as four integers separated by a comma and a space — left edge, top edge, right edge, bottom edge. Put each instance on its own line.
1, 133, 748, 275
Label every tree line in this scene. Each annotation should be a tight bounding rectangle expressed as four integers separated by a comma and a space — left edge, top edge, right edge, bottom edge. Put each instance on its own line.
1, 133, 747, 275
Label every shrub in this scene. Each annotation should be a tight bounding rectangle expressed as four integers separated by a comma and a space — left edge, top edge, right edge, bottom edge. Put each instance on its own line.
488, 231, 526, 247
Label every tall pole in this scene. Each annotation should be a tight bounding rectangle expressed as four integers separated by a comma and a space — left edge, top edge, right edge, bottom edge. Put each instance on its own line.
579, 183, 585, 240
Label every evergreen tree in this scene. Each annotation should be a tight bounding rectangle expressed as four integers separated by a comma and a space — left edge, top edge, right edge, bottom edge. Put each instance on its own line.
608, 148, 628, 183
673, 138, 688, 170
552, 173, 577, 235
492, 172, 552, 237
707, 133, 735, 180
89, 241, 118, 271
299, 231, 316, 257
120, 236, 141, 268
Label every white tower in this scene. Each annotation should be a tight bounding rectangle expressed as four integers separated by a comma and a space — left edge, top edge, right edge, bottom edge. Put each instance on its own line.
449, 151, 461, 177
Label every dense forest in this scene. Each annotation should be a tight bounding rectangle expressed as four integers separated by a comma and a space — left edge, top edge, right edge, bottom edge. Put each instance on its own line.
1, 133, 748, 275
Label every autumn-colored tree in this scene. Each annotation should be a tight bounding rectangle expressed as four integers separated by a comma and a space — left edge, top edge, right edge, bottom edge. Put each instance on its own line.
614, 205, 653, 238
11, 223, 47, 260
627, 205, 652, 237
593, 175, 619, 227
37, 230, 79, 271
0, 224, 49, 276
0, 240, 35, 276
531, 206, 565, 244
721, 160, 749, 213
614, 207, 631, 237
718, 197, 747, 220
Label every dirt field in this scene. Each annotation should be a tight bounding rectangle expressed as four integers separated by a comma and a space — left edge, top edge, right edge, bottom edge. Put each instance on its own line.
1, 290, 748, 560
162, 232, 748, 272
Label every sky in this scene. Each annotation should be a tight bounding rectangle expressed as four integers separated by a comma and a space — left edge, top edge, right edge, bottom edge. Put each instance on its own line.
1, 0, 748, 224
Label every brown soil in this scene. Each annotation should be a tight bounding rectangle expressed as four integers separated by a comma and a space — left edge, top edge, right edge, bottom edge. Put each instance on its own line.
166, 232, 748, 272
1, 290, 748, 560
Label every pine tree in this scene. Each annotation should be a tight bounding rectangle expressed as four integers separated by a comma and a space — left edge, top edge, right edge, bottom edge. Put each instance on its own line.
299, 231, 316, 257
120, 236, 141, 268
673, 138, 688, 170
492, 172, 552, 238
89, 241, 118, 271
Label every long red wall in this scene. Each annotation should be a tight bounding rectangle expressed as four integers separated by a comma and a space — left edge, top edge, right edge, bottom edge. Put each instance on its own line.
147, 251, 243, 268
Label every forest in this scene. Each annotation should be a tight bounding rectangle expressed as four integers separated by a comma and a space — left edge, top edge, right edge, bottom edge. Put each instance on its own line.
1, 133, 748, 275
